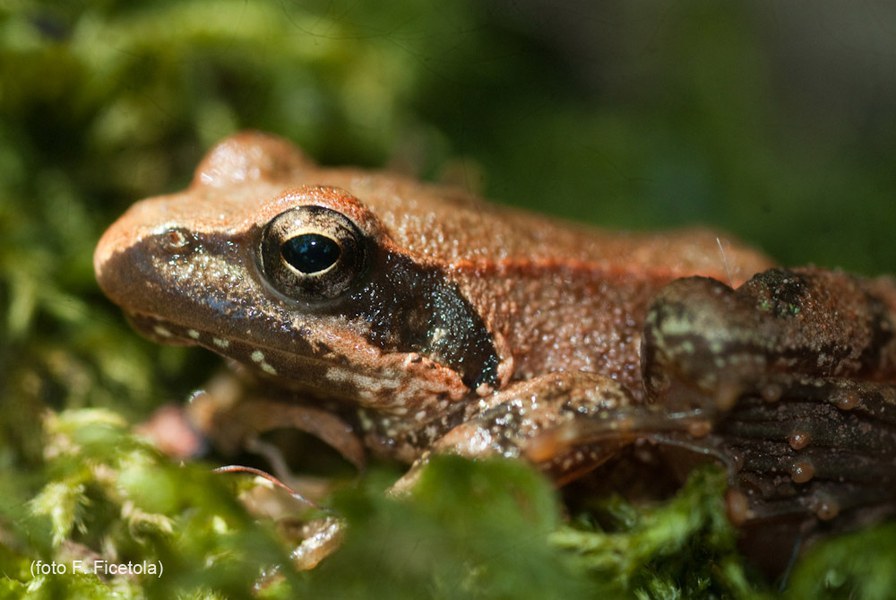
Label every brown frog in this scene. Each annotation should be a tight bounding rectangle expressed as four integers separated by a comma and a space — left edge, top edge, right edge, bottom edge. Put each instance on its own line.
94, 132, 896, 572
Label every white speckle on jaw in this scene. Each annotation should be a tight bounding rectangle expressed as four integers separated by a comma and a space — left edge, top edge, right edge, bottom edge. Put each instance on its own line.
153, 325, 173, 338
326, 367, 405, 403
249, 349, 276, 375
414, 410, 427, 422
213, 337, 230, 349
187, 329, 201, 340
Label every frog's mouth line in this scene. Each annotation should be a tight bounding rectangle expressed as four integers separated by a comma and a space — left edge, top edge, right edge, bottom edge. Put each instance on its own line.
123, 311, 471, 412
127, 312, 231, 348
124, 312, 322, 383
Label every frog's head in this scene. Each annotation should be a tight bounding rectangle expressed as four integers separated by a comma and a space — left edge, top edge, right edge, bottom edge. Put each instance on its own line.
94, 132, 501, 413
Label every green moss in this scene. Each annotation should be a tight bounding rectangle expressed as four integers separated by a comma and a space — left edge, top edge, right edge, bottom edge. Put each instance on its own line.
300, 456, 584, 599
0, 411, 758, 598
788, 523, 896, 600
553, 468, 754, 598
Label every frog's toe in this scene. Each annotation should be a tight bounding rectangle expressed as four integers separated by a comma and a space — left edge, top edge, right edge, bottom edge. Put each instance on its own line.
718, 377, 896, 529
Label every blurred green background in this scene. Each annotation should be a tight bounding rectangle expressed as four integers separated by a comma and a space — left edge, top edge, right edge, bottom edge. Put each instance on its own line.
2, 1, 895, 597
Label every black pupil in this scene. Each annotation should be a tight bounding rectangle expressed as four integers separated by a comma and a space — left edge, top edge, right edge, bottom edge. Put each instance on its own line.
281, 234, 341, 273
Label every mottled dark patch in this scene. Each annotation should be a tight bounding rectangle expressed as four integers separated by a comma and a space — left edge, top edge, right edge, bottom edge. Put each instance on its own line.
363, 400, 471, 455
343, 251, 499, 390
747, 268, 809, 318
643, 279, 857, 386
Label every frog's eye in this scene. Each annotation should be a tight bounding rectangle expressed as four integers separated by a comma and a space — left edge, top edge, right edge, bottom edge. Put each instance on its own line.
260, 206, 367, 300
281, 233, 341, 274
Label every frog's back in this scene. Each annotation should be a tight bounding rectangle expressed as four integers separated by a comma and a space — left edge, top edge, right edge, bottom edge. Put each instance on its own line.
198, 131, 771, 286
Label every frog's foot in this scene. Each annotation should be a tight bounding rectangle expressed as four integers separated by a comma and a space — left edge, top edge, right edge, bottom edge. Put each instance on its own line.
708, 376, 896, 577
718, 377, 896, 525
290, 516, 345, 570
212, 464, 346, 573
391, 372, 715, 493
642, 267, 896, 535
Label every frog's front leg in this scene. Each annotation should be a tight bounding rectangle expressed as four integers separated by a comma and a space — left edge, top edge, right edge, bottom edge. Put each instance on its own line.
642, 267, 896, 531
393, 371, 715, 493
186, 370, 366, 473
